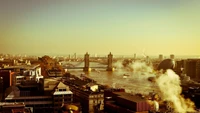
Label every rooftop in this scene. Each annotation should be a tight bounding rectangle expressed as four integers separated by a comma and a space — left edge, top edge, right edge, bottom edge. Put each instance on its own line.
5, 96, 52, 100
53, 91, 73, 95
3, 64, 40, 70
0, 102, 25, 107
119, 95, 147, 103
113, 92, 147, 102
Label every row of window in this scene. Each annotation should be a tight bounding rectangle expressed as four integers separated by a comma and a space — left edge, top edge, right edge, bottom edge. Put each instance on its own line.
54, 98, 72, 102
26, 104, 53, 107
54, 94, 72, 97
58, 88, 67, 91
90, 94, 104, 98
54, 97, 72, 100
89, 99, 104, 104
6, 98, 52, 102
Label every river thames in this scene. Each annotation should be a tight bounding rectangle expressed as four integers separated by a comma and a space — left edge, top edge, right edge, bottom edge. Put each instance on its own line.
65, 61, 159, 95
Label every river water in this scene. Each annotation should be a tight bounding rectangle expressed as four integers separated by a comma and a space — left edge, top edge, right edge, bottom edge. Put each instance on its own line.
65, 61, 159, 95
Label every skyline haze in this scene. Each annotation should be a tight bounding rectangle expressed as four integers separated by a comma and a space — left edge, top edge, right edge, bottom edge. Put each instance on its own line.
0, 0, 200, 56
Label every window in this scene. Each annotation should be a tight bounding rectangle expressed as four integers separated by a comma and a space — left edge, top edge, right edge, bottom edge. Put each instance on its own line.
58, 88, 66, 91
98, 100, 103, 104
63, 89, 66, 91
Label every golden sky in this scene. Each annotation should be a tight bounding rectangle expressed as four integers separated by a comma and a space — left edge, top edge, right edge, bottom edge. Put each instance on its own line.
0, 0, 200, 56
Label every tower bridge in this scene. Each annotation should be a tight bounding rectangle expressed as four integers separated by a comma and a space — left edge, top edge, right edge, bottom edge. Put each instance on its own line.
63, 52, 114, 71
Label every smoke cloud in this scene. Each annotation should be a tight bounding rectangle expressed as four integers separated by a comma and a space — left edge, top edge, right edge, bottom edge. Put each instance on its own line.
104, 60, 196, 112
156, 69, 195, 113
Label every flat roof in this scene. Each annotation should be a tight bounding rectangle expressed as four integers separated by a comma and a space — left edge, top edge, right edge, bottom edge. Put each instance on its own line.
0, 102, 25, 107
5, 96, 52, 100
119, 95, 146, 103
3, 64, 40, 70
113, 92, 147, 102
113, 92, 131, 96
24, 101, 52, 105
53, 91, 73, 95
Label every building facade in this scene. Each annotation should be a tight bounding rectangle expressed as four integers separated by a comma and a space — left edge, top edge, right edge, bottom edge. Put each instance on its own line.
4, 79, 74, 113
184, 59, 200, 80
53, 82, 73, 113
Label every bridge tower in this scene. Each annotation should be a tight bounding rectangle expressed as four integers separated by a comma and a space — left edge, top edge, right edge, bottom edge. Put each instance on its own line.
107, 52, 114, 71
83, 52, 91, 71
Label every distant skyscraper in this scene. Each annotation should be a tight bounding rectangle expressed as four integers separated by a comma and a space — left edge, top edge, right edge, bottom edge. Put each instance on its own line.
94, 54, 97, 57
184, 59, 200, 80
185, 59, 196, 79
74, 53, 76, 59
134, 53, 136, 60
170, 54, 175, 59
159, 54, 163, 61
146, 56, 150, 64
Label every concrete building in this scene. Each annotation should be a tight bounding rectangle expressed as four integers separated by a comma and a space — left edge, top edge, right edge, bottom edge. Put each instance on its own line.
0, 64, 42, 86
0, 77, 3, 101
184, 59, 200, 80
53, 82, 73, 112
170, 54, 175, 60
134, 53, 137, 60
3, 78, 74, 113
104, 91, 150, 113
64, 74, 104, 113
174, 60, 184, 75
0, 70, 15, 93
0, 102, 32, 113
70, 85, 104, 113
146, 56, 150, 65
1, 64, 41, 77
159, 54, 163, 61
47, 69, 63, 77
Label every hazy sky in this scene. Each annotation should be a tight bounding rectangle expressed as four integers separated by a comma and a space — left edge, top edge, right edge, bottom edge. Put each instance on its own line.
0, 0, 200, 56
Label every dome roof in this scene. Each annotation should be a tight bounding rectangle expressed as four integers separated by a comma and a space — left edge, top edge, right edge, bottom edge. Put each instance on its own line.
157, 59, 175, 71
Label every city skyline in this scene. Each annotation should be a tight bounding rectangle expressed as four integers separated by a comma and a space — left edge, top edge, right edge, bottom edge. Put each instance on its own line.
0, 0, 200, 56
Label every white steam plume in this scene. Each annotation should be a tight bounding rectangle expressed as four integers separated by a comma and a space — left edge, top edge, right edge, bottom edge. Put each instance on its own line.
89, 60, 196, 112
131, 61, 153, 73
112, 60, 157, 94
156, 69, 195, 113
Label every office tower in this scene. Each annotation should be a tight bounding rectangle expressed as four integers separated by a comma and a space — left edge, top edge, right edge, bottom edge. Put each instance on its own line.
159, 54, 163, 61
170, 54, 175, 59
